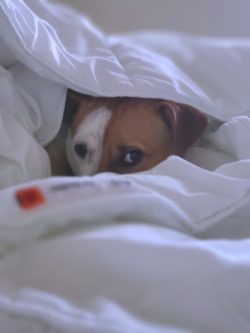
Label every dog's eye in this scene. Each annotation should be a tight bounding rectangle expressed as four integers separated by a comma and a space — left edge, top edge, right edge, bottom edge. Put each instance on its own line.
120, 149, 144, 167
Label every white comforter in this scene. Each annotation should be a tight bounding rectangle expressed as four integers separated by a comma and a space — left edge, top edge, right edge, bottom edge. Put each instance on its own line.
0, 1, 250, 332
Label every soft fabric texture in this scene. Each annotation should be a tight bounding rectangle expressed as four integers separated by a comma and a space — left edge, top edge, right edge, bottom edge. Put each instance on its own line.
0, 1, 250, 332
1, 0, 250, 186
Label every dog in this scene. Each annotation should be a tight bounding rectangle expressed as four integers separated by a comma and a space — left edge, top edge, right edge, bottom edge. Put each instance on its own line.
46, 89, 208, 176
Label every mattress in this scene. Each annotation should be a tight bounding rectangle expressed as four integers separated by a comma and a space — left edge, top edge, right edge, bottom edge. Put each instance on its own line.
0, 1, 250, 332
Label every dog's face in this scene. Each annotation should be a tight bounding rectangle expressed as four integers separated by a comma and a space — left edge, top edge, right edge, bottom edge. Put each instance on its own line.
65, 92, 208, 175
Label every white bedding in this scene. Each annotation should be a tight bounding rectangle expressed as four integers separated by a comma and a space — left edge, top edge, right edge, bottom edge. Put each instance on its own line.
0, 0, 250, 332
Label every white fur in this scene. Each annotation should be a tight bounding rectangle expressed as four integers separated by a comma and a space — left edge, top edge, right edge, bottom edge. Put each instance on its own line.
66, 107, 112, 175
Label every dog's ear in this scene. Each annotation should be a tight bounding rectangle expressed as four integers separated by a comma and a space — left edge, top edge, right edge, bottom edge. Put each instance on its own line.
63, 90, 91, 124
158, 100, 208, 156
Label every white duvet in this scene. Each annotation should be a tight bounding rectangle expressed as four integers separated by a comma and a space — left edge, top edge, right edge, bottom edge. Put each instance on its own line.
0, 1, 250, 332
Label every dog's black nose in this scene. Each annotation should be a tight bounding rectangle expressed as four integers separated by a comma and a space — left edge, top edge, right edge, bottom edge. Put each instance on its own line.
74, 143, 88, 159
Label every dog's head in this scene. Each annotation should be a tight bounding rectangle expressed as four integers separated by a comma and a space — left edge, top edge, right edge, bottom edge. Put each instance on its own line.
64, 91, 208, 175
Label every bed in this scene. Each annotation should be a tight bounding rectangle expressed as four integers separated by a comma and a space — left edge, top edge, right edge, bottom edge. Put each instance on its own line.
0, 1, 250, 332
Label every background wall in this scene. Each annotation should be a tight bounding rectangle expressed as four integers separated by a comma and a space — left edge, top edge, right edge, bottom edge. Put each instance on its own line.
50, 0, 250, 37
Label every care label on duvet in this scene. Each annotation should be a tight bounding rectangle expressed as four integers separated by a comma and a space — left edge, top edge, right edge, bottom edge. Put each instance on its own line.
0, 176, 142, 225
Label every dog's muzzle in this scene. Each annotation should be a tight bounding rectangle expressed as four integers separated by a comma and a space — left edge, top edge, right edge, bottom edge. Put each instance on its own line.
66, 107, 112, 175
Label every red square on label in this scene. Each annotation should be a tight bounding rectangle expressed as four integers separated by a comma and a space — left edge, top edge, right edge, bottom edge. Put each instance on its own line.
15, 186, 45, 210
